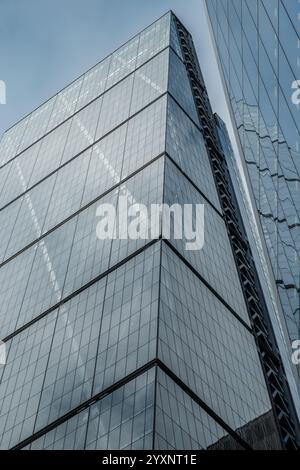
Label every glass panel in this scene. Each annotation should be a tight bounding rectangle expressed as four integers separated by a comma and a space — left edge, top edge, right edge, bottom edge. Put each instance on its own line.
93, 244, 160, 394
163, 159, 248, 319
122, 96, 167, 179
155, 369, 243, 450
166, 97, 221, 210
19, 97, 56, 152
109, 158, 164, 267
47, 77, 83, 132
0, 312, 57, 449
14, 217, 77, 332
106, 36, 139, 90
0, 247, 36, 338
168, 49, 199, 124
136, 13, 170, 68
61, 97, 102, 165
130, 49, 168, 115
159, 243, 272, 434
95, 75, 134, 140
34, 278, 106, 431
170, 14, 183, 59
0, 117, 29, 165
0, 141, 42, 208
76, 55, 111, 110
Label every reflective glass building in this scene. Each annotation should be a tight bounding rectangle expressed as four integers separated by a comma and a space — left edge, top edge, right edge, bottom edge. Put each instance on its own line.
205, 1, 300, 350
0, 11, 298, 450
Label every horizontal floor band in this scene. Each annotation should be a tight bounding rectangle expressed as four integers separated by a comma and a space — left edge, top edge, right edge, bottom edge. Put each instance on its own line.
2, 238, 253, 347
0, 150, 223, 269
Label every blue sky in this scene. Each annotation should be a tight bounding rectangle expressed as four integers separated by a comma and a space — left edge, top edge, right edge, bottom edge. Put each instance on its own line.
0, 0, 229, 138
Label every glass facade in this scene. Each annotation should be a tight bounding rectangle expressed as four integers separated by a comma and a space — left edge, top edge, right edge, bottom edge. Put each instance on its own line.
215, 111, 300, 415
205, 0, 300, 346
0, 12, 283, 449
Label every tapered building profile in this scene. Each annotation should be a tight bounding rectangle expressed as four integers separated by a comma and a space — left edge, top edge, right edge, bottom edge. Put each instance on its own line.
0, 11, 299, 450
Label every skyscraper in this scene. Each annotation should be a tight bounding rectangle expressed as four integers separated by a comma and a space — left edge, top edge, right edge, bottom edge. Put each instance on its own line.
0, 11, 298, 450
205, 0, 300, 363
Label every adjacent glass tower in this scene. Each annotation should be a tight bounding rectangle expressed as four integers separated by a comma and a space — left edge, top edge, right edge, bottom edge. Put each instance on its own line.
0, 11, 296, 450
205, 0, 300, 347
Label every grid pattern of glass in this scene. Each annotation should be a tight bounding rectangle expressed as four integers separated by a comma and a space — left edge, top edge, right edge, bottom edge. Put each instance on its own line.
166, 96, 221, 210
24, 368, 156, 450
163, 158, 249, 320
159, 243, 272, 434
154, 369, 243, 450
0, 159, 164, 339
0, 11, 277, 450
24, 366, 245, 450
0, 244, 160, 448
